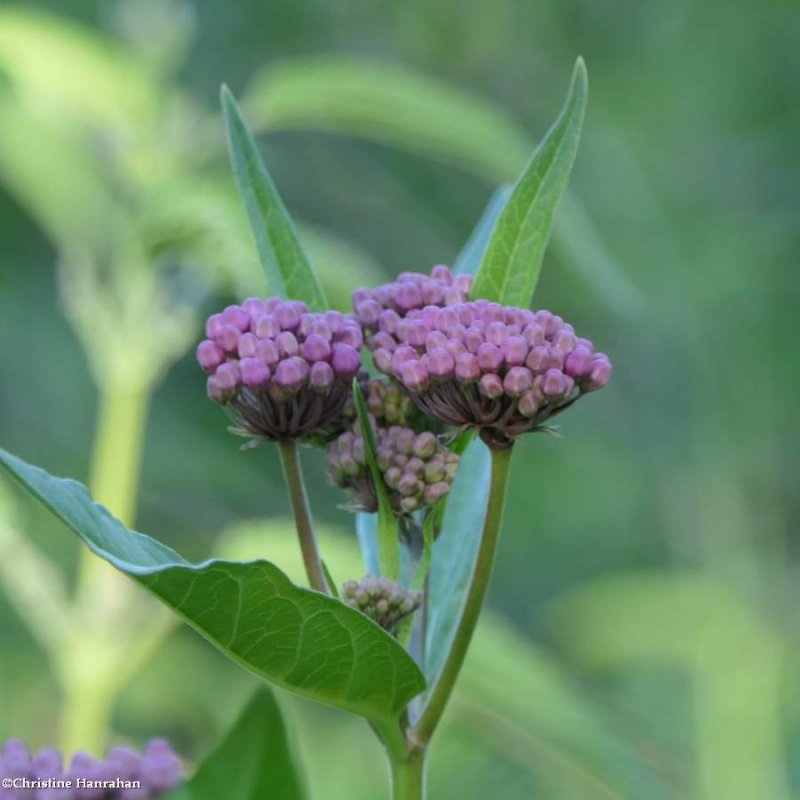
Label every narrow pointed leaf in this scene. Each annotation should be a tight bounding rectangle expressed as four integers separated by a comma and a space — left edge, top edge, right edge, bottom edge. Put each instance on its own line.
472, 58, 588, 307
453, 185, 511, 277
425, 437, 491, 682
0, 449, 425, 721
352, 380, 400, 581
221, 85, 327, 310
167, 686, 307, 800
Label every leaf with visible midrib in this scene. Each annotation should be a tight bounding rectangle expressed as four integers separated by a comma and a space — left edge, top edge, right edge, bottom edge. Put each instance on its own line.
167, 686, 307, 800
221, 85, 327, 311
471, 58, 588, 307
0, 449, 425, 722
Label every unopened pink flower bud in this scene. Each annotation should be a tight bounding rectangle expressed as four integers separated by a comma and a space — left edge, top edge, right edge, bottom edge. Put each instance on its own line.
425, 348, 455, 379
477, 343, 503, 372
503, 366, 533, 397
218, 324, 241, 352
216, 361, 240, 391
274, 356, 308, 390
302, 333, 332, 362
502, 335, 529, 366
542, 368, 567, 398
401, 360, 429, 391
196, 340, 224, 371
237, 332, 259, 359
331, 343, 361, 377
310, 361, 335, 390
276, 331, 299, 358
254, 314, 281, 339
564, 345, 593, 377
222, 304, 250, 331
455, 352, 480, 381
479, 373, 504, 399
240, 357, 271, 387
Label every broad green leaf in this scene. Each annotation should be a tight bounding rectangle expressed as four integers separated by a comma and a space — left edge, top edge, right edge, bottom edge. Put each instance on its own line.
472, 59, 588, 307
167, 686, 307, 800
453, 186, 511, 277
352, 380, 400, 581
221, 85, 327, 311
424, 437, 491, 683
0, 449, 425, 722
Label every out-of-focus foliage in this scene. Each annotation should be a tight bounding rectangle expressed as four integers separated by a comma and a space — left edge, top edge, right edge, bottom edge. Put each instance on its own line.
0, 0, 798, 798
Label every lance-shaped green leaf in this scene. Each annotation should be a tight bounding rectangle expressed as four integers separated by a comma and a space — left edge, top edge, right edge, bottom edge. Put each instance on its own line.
471, 58, 588, 307
167, 686, 307, 800
453, 186, 511, 277
424, 436, 491, 683
221, 85, 327, 310
0, 449, 425, 721
352, 380, 400, 581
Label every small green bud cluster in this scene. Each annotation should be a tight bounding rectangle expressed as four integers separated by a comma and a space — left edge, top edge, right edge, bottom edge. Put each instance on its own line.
327, 424, 458, 514
344, 378, 417, 427
342, 576, 422, 633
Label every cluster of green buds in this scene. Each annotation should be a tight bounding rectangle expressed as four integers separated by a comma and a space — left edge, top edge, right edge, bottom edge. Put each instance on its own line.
326, 424, 459, 514
342, 577, 423, 633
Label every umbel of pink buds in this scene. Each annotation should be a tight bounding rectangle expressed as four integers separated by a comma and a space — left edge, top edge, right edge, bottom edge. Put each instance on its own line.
327, 424, 459, 514
197, 298, 362, 442
353, 264, 473, 331
365, 292, 612, 447
342, 576, 423, 634
0, 738, 183, 799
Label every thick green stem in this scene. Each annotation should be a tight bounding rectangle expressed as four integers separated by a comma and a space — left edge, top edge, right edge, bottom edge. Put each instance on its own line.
63, 384, 151, 753
391, 750, 427, 800
278, 441, 328, 594
411, 443, 513, 746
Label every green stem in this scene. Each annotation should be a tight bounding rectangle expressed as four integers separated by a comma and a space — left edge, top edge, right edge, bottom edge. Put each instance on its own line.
390, 750, 427, 800
411, 443, 513, 746
278, 440, 328, 594
62, 383, 151, 753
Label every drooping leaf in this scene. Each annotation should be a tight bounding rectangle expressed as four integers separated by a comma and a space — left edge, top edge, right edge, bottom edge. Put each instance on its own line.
352, 380, 400, 581
221, 85, 327, 310
243, 57, 530, 182
0, 449, 425, 722
453, 186, 511, 277
167, 686, 307, 800
0, 7, 157, 136
471, 58, 588, 307
424, 437, 491, 683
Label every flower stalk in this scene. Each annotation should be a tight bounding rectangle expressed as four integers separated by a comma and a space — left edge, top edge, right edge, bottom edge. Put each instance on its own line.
411, 442, 513, 747
278, 440, 329, 594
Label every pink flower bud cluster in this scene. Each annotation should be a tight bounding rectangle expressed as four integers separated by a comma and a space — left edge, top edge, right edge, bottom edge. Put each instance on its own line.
0, 738, 183, 799
327, 424, 459, 514
352, 265, 473, 331
366, 296, 612, 444
197, 298, 363, 441
342, 576, 422, 634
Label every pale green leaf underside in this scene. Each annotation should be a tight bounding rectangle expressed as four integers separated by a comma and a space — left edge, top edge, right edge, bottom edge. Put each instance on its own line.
472, 58, 588, 307
221, 85, 327, 311
0, 449, 425, 722
167, 686, 306, 800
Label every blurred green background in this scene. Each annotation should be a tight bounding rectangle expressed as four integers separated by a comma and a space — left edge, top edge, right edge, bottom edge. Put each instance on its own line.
0, 1, 798, 798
